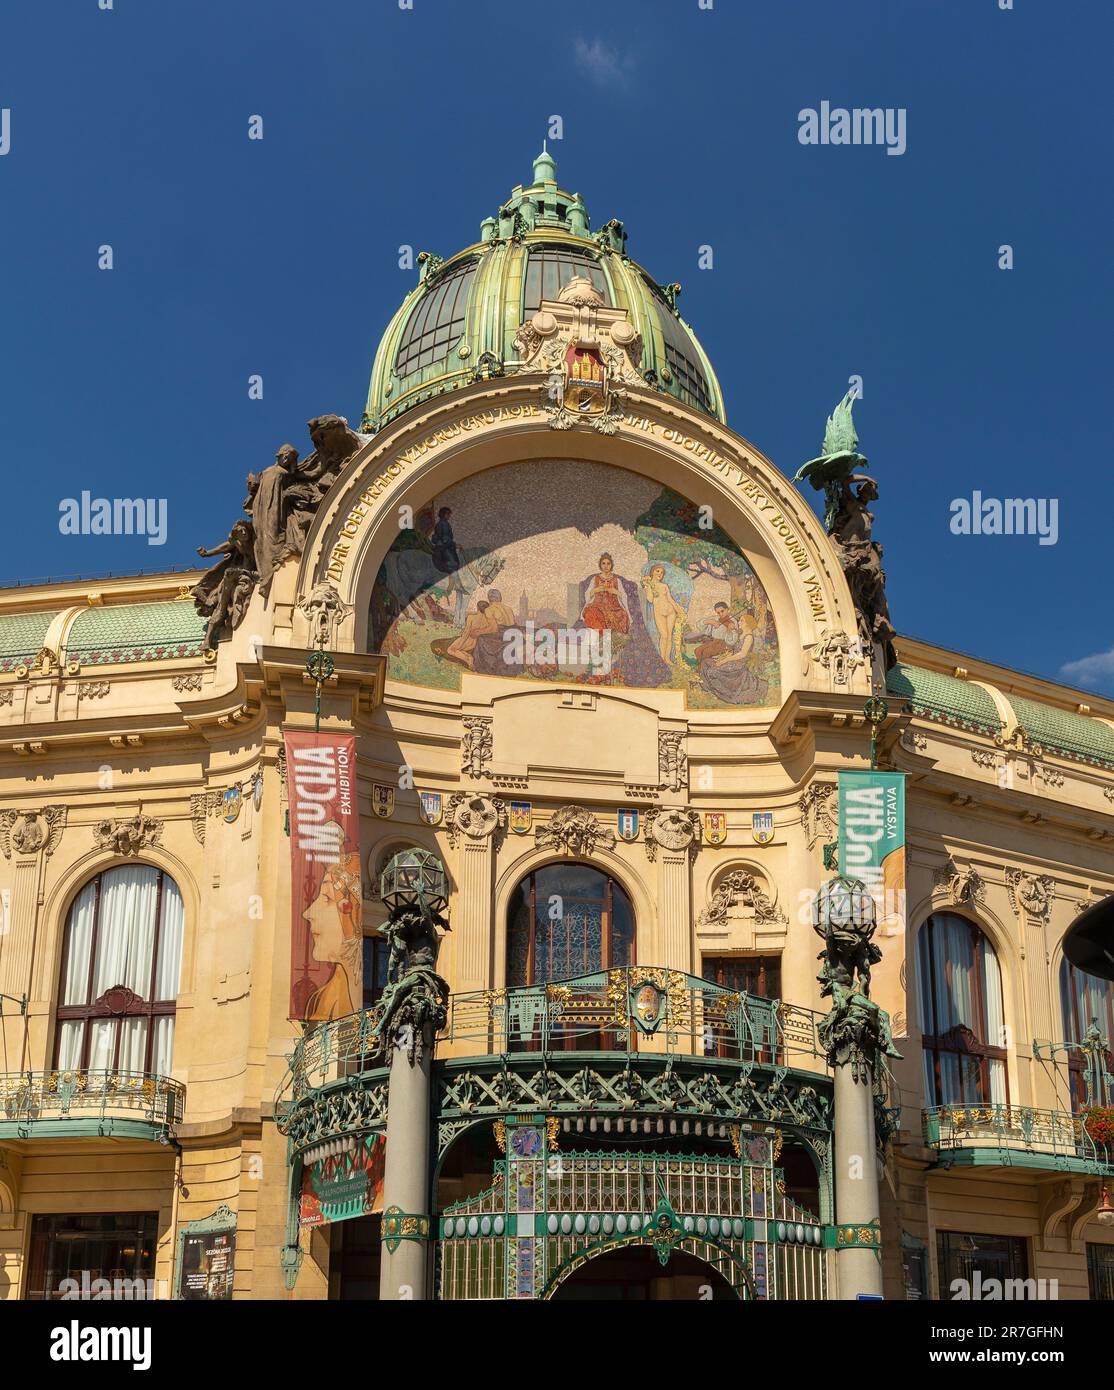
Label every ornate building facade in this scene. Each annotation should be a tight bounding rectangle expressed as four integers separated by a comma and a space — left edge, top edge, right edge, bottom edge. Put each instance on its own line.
0, 152, 1111, 1302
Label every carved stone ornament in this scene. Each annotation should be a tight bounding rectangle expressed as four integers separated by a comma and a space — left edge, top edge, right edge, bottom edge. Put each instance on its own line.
445, 793, 506, 848
461, 715, 493, 778
808, 629, 865, 687
644, 806, 702, 862
1005, 868, 1055, 922
535, 805, 615, 857
798, 782, 837, 851
173, 673, 204, 693
697, 869, 787, 930
0, 806, 66, 859
189, 790, 226, 846
299, 580, 353, 648
658, 731, 687, 792
93, 814, 163, 856
934, 856, 985, 906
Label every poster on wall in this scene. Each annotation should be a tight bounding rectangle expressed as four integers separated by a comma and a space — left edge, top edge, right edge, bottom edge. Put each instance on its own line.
179, 1223, 236, 1300
300, 1134, 386, 1228
284, 731, 364, 1021
838, 770, 907, 1037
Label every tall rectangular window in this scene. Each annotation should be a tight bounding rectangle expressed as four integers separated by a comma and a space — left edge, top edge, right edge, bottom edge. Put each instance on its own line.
1088, 1243, 1114, 1300
25, 1212, 159, 1301
936, 1230, 1028, 1298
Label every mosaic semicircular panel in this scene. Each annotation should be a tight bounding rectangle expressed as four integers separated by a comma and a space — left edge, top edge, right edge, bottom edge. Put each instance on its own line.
368, 459, 780, 709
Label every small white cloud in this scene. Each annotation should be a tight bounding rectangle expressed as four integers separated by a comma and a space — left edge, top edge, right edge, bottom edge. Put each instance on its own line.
574, 37, 632, 87
1060, 648, 1114, 692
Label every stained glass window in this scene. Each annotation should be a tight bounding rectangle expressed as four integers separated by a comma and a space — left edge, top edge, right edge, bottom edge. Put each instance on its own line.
507, 864, 633, 987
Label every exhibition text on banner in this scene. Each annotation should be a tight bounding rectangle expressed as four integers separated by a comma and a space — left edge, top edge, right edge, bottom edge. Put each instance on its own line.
285, 731, 363, 1021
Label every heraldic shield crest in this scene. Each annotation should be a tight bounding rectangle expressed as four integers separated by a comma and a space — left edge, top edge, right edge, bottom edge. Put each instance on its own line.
222, 786, 242, 823
617, 808, 639, 841
509, 801, 532, 834
702, 812, 727, 845
373, 785, 395, 819
752, 811, 774, 844
419, 791, 442, 826
629, 979, 667, 1035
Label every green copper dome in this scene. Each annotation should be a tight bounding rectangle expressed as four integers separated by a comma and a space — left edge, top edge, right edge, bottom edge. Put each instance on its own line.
362, 150, 725, 432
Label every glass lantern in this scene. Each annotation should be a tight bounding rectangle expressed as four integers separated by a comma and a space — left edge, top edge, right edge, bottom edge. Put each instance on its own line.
812, 874, 876, 933
380, 848, 448, 915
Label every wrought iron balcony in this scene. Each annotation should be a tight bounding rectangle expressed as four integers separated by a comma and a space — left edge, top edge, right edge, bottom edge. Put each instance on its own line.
280, 967, 828, 1104
923, 1103, 1113, 1175
0, 1069, 185, 1141
275, 969, 834, 1162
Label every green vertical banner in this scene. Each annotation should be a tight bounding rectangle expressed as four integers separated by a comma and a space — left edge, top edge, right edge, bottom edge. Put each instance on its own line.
838, 771, 907, 1037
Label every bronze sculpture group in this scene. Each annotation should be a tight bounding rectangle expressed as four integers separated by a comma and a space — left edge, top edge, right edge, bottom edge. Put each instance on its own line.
193, 414, 362, 649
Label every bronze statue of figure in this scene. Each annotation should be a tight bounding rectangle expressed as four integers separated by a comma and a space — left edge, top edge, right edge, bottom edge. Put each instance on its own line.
375, 902, 451, 1065
194, 519, 258, 650
795, 393, 897, 674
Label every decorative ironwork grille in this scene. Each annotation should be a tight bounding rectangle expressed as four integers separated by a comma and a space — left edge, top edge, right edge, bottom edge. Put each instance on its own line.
438, 1127, 827, 1301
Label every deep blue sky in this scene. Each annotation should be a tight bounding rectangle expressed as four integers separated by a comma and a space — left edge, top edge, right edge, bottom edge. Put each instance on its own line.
1, 0, 1110, 691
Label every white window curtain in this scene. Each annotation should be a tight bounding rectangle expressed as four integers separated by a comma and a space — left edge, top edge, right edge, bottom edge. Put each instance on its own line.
917, 914, 1007, 1107
57, 867, 184, 1075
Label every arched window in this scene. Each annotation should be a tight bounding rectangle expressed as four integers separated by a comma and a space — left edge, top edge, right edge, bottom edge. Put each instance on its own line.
1059, 957, 1114, 1108
916, 913, 1007, 1108
55, 865, 184, 1076
507, 863, 633, 987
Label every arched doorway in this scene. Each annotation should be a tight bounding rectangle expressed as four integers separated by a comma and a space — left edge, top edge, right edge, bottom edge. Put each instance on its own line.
549, 1244, 740, 1301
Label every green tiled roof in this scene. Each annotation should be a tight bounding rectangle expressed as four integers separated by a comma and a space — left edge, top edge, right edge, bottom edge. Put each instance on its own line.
886, 663, 1003, 735
1008, 695, 1114, 769
65, 600, 206, 666
0, 610, 60, 672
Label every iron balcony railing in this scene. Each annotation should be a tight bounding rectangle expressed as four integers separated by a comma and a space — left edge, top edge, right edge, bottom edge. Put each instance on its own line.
280, 966, 828, 1105
0, 1069, 185, 1131
923, 1103, 1113, 1169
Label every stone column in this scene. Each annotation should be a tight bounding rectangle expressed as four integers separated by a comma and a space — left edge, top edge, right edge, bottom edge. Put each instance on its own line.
379, 1022, 434, 1300
832, 1055, 883, 1298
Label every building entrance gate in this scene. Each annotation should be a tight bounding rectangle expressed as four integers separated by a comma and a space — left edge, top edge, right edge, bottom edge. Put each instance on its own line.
437, 1121, 827, 1300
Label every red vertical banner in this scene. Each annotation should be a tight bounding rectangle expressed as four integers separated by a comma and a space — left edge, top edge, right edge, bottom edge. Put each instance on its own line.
285, 731, 363, 1021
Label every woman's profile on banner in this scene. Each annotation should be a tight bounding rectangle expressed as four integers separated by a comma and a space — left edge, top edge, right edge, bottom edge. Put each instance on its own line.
301, 828, 363, 1020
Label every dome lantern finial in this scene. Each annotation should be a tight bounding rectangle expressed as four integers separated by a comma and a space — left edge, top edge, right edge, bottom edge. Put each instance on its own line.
532, 142, 557, 186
